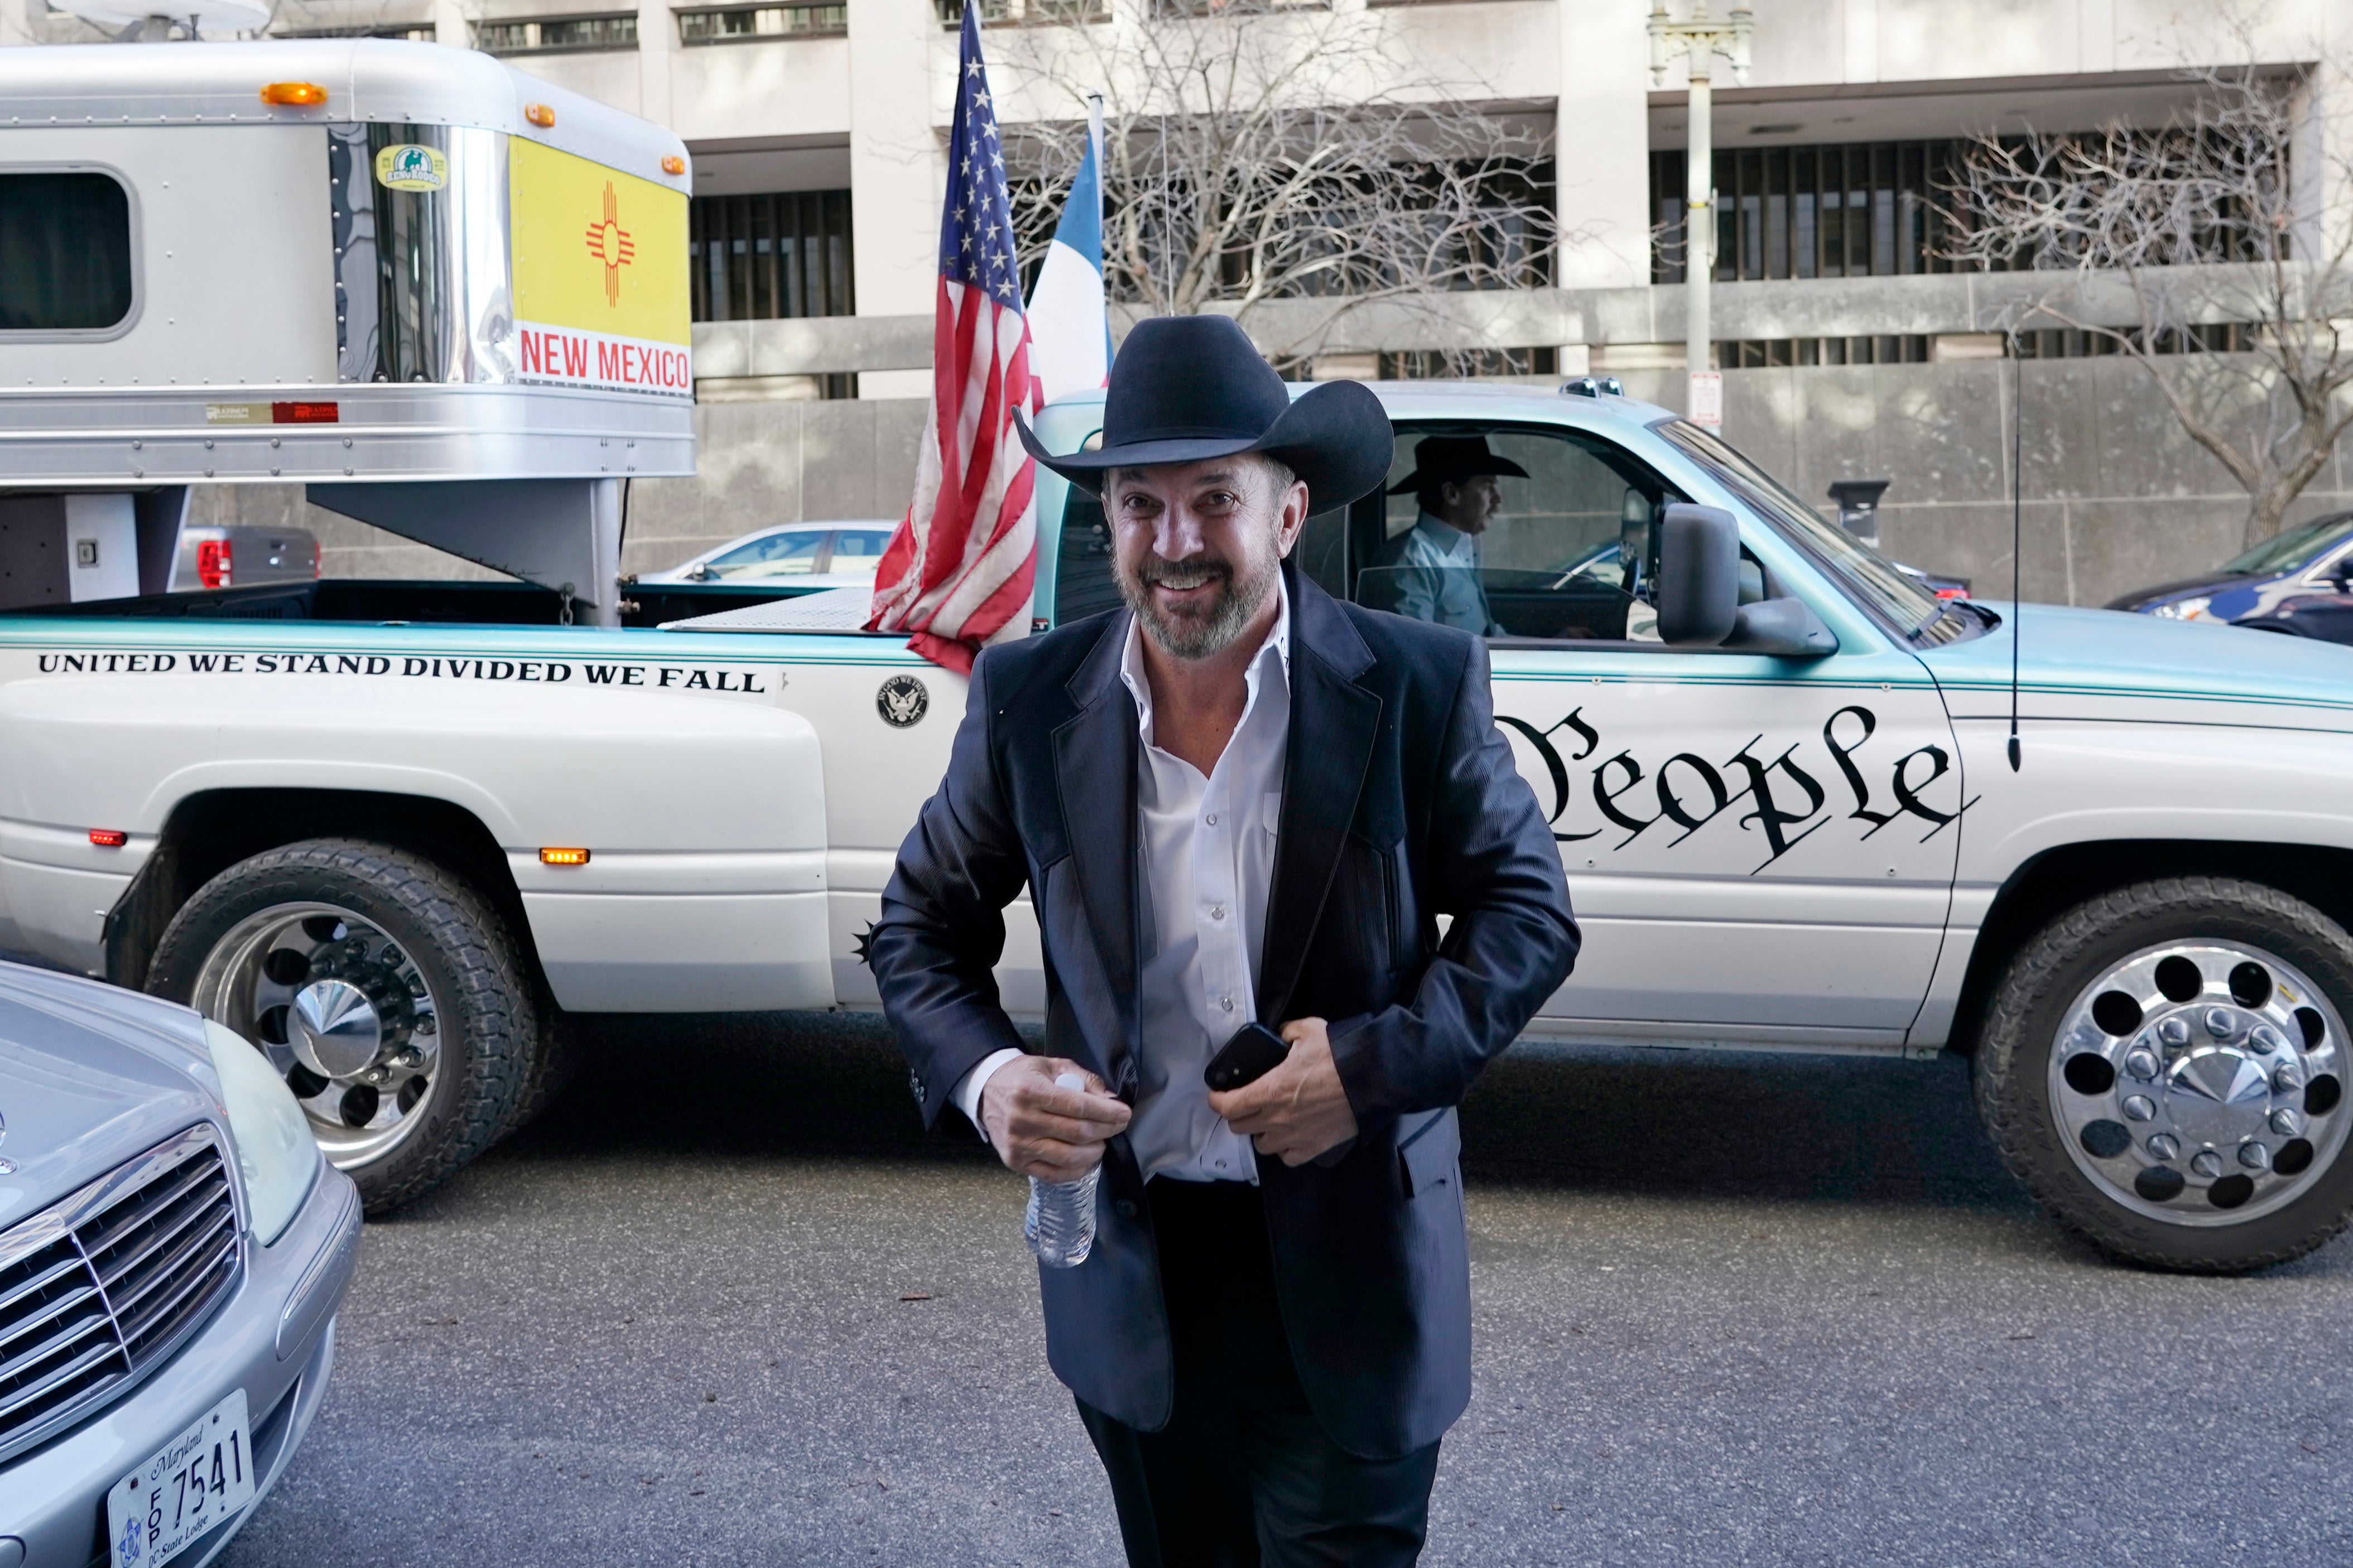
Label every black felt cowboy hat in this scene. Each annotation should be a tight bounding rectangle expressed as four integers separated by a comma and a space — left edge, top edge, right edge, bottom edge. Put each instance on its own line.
1385, 434, 1530, 495
1014, 315, 1394, 514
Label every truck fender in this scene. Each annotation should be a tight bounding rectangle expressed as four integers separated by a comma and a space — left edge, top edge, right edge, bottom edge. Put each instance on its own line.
0, 676, 833, 1009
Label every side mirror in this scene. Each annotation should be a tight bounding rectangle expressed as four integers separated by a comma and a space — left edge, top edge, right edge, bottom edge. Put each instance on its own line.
1655, 503, 1740, 646
1724, 596, 1838, 656
1655, 502, 1837, 657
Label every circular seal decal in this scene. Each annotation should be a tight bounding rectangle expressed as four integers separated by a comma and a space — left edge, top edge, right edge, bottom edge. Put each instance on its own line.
374, 144, 448, 192
877, 673, 929, 728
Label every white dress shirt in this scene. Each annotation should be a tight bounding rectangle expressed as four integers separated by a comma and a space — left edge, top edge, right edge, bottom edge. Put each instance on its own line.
1370, 513, 1502, 634
951, 576, 1292, 1185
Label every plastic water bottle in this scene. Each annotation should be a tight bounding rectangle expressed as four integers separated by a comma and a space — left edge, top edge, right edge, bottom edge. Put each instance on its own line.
1025, 1073, 1100, 1268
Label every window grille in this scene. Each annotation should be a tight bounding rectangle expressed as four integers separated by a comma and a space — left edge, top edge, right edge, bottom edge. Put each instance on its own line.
678, 2, 845, 42
690, 190, 855, 322
475, 13, 637, 54
935, 0, 1108, 26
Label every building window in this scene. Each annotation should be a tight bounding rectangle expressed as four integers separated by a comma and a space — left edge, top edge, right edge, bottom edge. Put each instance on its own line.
276, 22, 436, 38
1715, 336, 1932, 368
1652, 135, 2279, 283
475, 13, 638, 54
678, 1, 844, 42
2014, 324, 2259, 358
690, 190, 854, 322
1152, 0, 1328, 14
1651, 140, 1995, 284
936, 0, 1108, 26
1378, 347, 1557, 379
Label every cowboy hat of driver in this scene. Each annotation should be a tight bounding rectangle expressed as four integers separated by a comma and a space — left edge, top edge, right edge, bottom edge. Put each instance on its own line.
1014, 315, 1395, 514
1386, 433, 1530, 495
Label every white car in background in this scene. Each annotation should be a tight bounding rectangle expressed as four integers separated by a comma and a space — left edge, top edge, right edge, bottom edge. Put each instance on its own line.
638, 522, 898, 588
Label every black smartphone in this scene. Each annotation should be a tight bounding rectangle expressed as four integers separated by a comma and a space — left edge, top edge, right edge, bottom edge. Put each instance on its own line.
1204, 1021, 1291, 1092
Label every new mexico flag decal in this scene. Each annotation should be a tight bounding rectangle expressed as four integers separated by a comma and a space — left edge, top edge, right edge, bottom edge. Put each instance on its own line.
509, 138, 691, 398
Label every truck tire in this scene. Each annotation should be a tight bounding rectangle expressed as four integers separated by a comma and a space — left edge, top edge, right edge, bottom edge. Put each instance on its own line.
146, 838, 536, 1214
499, 1006, 578, 1140
1975, 876, 2353, 1272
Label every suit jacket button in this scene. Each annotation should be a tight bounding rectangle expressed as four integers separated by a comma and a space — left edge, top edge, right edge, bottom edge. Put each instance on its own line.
1115, 1199, 1139, 1220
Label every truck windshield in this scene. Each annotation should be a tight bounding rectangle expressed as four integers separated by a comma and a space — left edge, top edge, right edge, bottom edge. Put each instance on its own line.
1654, 418, 1947, 640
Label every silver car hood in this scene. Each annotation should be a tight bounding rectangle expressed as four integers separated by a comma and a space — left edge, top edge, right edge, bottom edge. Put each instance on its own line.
0, 962, 223, 1235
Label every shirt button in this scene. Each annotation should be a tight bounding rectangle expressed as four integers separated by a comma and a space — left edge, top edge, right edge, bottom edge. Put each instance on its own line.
1221, 996, 1234, 1012
1205, 813, 1217, 826
1210, 904, 1225, 920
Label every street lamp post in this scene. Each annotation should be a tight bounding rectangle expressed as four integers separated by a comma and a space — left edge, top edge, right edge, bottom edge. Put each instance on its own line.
1647, 1, 1751, 429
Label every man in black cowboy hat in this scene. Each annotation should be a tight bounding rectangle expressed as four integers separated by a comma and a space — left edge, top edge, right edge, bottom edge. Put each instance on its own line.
1367, 435, 1531, 636
869, 315, 1577, 1566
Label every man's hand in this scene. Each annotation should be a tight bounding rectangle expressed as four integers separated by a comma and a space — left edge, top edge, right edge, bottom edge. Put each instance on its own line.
979, 1056, 1132, 1182
1207, 1018, 1359, 1167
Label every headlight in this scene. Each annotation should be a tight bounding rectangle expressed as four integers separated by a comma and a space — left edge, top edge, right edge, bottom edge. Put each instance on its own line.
204, 1021, 320, 1245
2152, 595, 2216, 621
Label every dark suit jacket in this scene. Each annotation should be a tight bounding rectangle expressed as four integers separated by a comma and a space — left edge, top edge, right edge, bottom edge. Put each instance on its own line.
869, 563, 1579, 1460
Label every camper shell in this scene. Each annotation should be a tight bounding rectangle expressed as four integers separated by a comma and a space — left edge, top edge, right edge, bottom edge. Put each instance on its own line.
0, 40, 694, 620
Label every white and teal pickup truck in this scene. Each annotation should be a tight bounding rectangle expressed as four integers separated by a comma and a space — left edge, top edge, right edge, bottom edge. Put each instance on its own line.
8, 378, 2353, 1271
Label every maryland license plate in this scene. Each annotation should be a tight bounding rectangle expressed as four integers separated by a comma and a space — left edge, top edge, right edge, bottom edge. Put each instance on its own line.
105, 1388, 255, 1568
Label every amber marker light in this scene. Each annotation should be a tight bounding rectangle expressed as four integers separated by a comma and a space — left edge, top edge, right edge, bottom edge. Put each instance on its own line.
539, 847, 590, 866
525, 102, 556, 128
89, 829, 128, 848
661, 154, 685, 175
259, 81, 329, 107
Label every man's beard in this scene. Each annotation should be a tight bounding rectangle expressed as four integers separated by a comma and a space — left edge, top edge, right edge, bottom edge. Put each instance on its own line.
1117, 543, 1277, 659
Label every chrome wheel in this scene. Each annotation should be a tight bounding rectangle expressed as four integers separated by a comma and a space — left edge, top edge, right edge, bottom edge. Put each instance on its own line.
2049, 939, 2349, 1226
189, 901, 444, 1171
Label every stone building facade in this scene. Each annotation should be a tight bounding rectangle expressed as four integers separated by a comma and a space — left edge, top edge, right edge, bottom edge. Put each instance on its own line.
16, 0, 2353, 602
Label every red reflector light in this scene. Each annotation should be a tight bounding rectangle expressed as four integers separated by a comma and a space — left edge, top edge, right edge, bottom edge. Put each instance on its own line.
89, 829, 127, 848
271, 401, 338, 424
1936, 587, 1971, 600
196, 538, 231, 590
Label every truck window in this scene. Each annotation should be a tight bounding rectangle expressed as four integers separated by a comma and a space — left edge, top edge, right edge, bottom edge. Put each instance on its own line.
1054, 488, 1124, 625
1052, 485, 1349, 628
0, 172, 133, 332
1354, 424, 1682, 643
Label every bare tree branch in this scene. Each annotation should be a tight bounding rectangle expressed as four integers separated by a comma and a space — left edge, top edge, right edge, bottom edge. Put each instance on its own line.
990, 1, 1556, 367
1943, 31, 2353, 546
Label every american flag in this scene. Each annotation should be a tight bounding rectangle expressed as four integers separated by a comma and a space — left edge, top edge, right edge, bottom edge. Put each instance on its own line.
865, 2, 1040, 674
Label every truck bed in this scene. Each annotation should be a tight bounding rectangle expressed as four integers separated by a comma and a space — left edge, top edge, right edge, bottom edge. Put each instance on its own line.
3, 579, 815, 630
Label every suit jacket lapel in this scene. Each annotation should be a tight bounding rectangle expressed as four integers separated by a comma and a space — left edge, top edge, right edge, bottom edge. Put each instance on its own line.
1258, 570, 1381, 1026
1053, 612, 1140, 1065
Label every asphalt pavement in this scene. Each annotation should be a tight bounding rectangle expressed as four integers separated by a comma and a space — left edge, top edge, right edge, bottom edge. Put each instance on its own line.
218, 1013, 2353, 1567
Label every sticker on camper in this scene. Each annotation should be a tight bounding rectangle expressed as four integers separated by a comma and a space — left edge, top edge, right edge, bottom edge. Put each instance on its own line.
374, 144, 448, 192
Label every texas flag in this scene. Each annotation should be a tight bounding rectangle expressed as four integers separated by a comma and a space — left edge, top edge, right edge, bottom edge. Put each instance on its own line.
1024, 98, 1111, 406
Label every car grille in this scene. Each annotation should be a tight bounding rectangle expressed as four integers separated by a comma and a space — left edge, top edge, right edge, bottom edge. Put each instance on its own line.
0, 1125, 241, 1459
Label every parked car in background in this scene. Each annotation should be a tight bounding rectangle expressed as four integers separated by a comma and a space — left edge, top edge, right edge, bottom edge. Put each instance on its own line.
638, 522, 899, 588
1897, 562, 1972, 600
2109, 512, 2353, 643
0, 962, 359, 1568
170, 524, 320, 595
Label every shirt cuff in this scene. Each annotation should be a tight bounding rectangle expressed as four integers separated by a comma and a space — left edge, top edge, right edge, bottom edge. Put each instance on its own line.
950, 1048, 1025, 1141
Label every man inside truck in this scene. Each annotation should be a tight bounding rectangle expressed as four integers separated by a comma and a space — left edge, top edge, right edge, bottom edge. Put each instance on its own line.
1363, 434, 1529, 635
